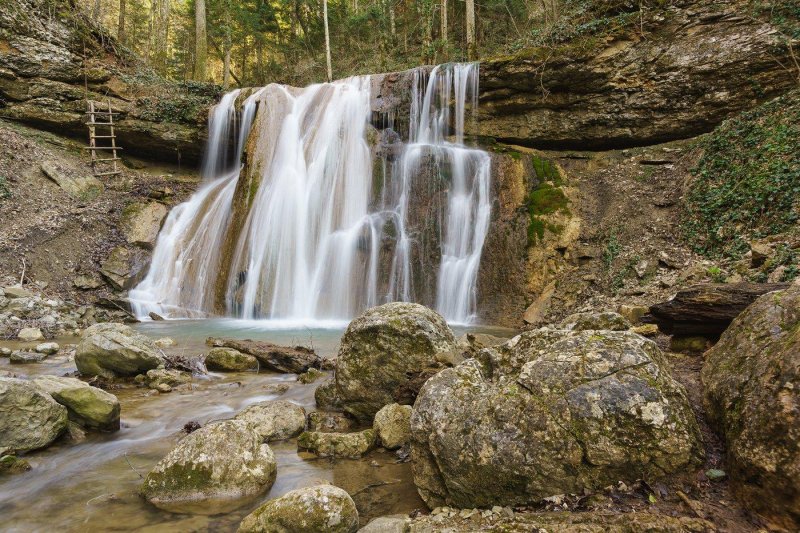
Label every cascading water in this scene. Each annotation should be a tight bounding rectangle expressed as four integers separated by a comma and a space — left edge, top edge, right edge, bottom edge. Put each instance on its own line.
131, 63, 491, 324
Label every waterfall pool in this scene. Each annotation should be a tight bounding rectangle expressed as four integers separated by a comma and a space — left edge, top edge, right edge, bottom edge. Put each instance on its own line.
0, 320, 514, 531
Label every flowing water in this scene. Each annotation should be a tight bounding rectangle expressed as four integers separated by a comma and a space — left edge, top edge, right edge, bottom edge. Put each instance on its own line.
0, 322, 513, 531
131, 63, 492, 325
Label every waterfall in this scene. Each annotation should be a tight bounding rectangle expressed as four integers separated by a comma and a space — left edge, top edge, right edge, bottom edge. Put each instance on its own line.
131, 64, 491, 324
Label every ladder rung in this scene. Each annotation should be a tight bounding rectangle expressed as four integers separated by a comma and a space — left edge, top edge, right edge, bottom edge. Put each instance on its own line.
90, 111, 120, 115
92, 135, 116, 139
94, 157, 122, 162
94, 171, 122, 176
85, 122, 113, 126
84, 146, 123, 150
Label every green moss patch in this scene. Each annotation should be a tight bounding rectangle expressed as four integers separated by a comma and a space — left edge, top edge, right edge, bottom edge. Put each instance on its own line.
526, 156, 569, 246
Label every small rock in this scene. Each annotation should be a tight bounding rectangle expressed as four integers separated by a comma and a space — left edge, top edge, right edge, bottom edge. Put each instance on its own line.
10, 351, 47, 364
154, 337, 176, 349
234, 400, 306, 442
359, 515, 410, 533
298, 367, 324, 384
373, 403, 412, 450
297, 429, 376, 458
238, 484, 358, 533
0, 347, 10, 357
0, 455, 32, 476
634, 260, 649, 278
617, 304, 648, 325
308, 411, 354, 433
17, 327, 44, 342
205, 347, 258, 372
705, 469, 727, 482
148, 312, 165, 321
73, 275, 102, 290
632, 324, 660, 337
139, 368, 191, 391
35, 342, 59, 355
750, 242, 772, 267
3, 286, 33, 299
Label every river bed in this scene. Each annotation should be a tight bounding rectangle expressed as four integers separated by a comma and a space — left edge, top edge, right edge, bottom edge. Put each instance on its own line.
0, 320, 513, 532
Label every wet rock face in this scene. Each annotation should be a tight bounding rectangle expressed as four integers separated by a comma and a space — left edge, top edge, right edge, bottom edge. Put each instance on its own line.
702, 285, 800, 529
238, 484, 359, 533
411, 329, 703, 508
76, 322, 164, 378
234, 400, 306, 442
334, 302, 456, 423
0, 377, 68, 453
140, 419, 276, 514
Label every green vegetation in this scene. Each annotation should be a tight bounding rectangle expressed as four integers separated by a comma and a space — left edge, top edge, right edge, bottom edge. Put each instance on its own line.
682, 89, 800, 259
525, 156, 569, 246
0, 176, 11, 200
602, 231, 620, 270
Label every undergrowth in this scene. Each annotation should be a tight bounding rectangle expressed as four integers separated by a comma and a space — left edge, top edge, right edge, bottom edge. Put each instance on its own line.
682, 89, 800, 259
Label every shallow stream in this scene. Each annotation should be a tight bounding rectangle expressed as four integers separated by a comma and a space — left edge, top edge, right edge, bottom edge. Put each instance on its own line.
0, 320, 513, 532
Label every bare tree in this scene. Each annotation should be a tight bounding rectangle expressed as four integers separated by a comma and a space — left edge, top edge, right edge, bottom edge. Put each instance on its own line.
440, 0, 447, 43
323, 0, 332, 81
466, 0, 476, 59
117, 0, 126, 43
194, 0, 208, 81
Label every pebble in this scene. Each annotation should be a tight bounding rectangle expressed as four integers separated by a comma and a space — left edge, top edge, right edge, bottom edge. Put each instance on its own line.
706, 468, 727, 482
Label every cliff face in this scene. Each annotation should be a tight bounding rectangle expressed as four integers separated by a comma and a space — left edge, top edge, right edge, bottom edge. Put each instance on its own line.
0, 0, 215, 164
475, 0, 798, 150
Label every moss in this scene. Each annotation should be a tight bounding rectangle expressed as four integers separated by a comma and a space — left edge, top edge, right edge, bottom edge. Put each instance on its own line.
141, 461, 215, 497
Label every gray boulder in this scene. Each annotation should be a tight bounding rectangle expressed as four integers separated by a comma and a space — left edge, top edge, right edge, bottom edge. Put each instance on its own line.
76, 323, 164, 378
234, 400, 306, 442
140, 419, 276, 514
374, 403, 412, 450
205, 347, 258, 372
10, 351, 47, 364
298, 429, 376, 459
0, 377, 68, 453
335, 303, 456, 423
238, 484, 358, 533
35, 342, 59, 355
560, 311, 631, 331
411, 329, 703, 508
33, 375, 120, 431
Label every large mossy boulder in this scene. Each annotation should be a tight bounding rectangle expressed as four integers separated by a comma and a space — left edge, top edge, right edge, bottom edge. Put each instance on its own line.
234, 400, 306, 442
701, 284, 800, 530
238, 484, 359, 533
334, 302, 456, 423
76, 323, 164, 378
140, 419, 277, 514
33, 375, 120, 431
411, 329, 703, 508
0, 377, 68, 453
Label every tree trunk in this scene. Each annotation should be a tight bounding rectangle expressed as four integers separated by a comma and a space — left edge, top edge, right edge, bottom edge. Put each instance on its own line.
223, 42, 231, 88
645, 282, 791, 336
466, 0, 476, 59
117, 0, 126, 44
323, 0, 333, 82
93, 0, 102, 21
440, 0, 447, 43
194, 0, 207, 81
150, 0, 171, 71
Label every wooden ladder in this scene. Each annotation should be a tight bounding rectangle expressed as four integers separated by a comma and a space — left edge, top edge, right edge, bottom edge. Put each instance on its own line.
86, 99, 122, 177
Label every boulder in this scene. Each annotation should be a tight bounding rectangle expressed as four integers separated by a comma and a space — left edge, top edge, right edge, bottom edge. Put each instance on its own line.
140, 419, 277, 514
35, 342, 59, 355
560, 311, 630, 331
411, 329, 703, 508
206, 337, 320, 373
10, 351, 47, 364
76, 322, 164, 378
3, 286, 33, 299
238, 484, 359, 533
315, 380, 342, 411
334, 303, 456, 423
373, 404, 412, 450
40, 160, 103, 200
33, 375, 120, 431
234, 400, 306, 442
0, 377, 68, 453
298, 429, 376, 459
99, 246, 151, 291
308, 411, 354, 433
73, 275, 103, 290
154, 337, 176, 348
137, 369, 191, 392
17, 327, 44, 341
120, 201, 168, 249
701, 284, 800, 529
205, 347, 258, 372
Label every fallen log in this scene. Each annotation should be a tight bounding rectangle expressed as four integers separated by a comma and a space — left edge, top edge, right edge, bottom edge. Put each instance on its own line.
645, 283, 790, 336
205, 337, 320, 374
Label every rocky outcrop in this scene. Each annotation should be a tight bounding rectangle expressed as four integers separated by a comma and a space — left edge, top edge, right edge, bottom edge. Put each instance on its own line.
474, 1, 799, 150
234, 400, 306, 442
297, 429, 377, 459
411, 329, 703, 508
701, 284, 800, 530
560, 311, 630, 331
140, 419, 277, 514
99, 246, 151, 291
120, 201, 168, 249
0, 0, 215, 163
206, 337, 320, 374
33, 375, 120, 431
205, 347, 258, 372
76, 322, 164, 378
373, 403, 412, 450
334, 303, 456, 423
238, 485, 359, 533
0, 377, 68, 453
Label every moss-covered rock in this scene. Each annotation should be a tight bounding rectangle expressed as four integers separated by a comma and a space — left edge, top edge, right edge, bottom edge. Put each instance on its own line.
205, 347, 258, 372
297, 429, 376, 459
307, 411, 354, 433
238, 484, 358, 533
701, 284, 800, 529
560, 311, 630, 331
76, 323, 164, 378
411, 329, 703, 508
335, 303, 456, 423
373, 403, 412, 450
33, 375, 120, 431
0, 377, 68, 453
234, 400, 306, 442
140, 419, 276, 514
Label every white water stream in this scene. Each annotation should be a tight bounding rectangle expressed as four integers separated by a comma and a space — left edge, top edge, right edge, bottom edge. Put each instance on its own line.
131, 63, 491, 324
